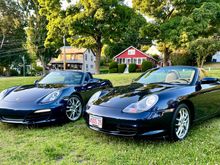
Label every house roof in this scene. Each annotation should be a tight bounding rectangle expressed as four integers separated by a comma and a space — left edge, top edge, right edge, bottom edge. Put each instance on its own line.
60, 46, 87, 54
113, 46, 157, 61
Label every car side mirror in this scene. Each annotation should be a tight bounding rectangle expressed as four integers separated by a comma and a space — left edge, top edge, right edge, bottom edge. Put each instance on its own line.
34, 80, 39, 85
201, 77, 219, 84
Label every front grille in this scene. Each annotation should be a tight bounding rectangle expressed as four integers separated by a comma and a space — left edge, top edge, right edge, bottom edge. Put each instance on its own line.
26, 112, 51, 121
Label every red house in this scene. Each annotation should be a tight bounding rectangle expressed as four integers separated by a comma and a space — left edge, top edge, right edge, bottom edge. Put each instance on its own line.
113, 46, 157, 66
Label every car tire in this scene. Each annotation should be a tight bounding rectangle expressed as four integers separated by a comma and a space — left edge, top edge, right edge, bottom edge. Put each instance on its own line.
65, 95, 83, 122
170, 104, 191, 141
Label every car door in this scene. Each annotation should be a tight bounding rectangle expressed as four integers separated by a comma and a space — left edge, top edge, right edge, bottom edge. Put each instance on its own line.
190, 69, 220, 120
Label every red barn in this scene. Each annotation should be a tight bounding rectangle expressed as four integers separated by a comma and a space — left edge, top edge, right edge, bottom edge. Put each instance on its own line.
113, 46, 157, 66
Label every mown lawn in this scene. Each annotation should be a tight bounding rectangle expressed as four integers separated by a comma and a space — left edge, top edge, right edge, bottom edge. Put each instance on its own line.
0, 72, 220, 164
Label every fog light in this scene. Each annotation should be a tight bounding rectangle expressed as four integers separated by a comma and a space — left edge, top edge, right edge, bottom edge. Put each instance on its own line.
34, 109, 51, 113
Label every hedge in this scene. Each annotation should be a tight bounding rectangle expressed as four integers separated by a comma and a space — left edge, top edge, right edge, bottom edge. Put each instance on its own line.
128, 63, 137, 73
142, 61, 153, 72
109, 68, 118, 73
118, 64, 126, 73
109, 62, 118, 69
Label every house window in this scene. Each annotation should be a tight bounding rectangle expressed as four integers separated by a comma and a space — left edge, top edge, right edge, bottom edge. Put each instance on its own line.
127, 59, 131, 64
91, 55, 93, 61
134, 58, 137, 64
85, 54, 87, 61
122, 58, 125, 64
90, 65, 93, 68
138, 59, 141, 64
131, 58, 134, 63
128, 49, 135, 55
86, 64, 88, 71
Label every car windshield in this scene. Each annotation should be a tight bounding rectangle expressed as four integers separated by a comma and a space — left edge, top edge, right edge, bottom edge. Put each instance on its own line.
136, 67, 196, 85
39, 71, 84, 85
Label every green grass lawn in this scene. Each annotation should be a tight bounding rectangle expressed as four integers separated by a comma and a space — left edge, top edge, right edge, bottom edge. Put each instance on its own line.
0, 72, 220, 164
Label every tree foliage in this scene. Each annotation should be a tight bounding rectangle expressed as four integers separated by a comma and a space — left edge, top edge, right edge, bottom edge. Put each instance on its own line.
133, 0, 220, 66
20, 0, 60, 74
38, 0, 148, 74
0, 0, 28, 74
190, 37, 220, 68
104, 11, 150, 59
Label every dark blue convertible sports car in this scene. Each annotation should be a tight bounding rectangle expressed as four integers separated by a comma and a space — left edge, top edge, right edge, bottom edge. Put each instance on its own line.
0, 71, 112, 124
84, 66, 220, 140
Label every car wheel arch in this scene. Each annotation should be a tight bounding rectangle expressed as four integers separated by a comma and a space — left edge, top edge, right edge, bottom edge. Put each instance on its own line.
69, 92, 84, 105
178, 100, 195, 124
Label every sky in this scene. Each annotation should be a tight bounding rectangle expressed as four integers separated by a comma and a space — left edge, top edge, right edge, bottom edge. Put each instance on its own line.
62, 0, 132, 9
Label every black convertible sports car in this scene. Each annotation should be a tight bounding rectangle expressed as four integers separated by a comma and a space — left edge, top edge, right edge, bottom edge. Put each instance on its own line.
84, 66, 220, 140
0, 71, 112, 124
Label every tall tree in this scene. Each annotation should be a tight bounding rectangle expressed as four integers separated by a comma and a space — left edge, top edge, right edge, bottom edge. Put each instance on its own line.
38, 0, 149, 74
104, 11, 151, 59
190, 37, 220, 68
0, 0, 27, 75
133, 0, 220, 66
20, 0, 60, 74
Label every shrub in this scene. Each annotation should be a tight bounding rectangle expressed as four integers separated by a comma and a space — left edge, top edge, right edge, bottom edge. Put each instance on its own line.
109, 61, 118, 69
128, 63, 137, 73
109, 68, 118, 73
9, 69, 19, 76
100, 69, 109, 74
30, 69, 37, 76
152, 54, 160, 61
142, 61, 153, 72
34, 66, 43, 72
118, 64, 126, 73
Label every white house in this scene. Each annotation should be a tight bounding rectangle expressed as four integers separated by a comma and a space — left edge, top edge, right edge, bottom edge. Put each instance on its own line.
50, 46, 96, 74
212, 51, 220, 62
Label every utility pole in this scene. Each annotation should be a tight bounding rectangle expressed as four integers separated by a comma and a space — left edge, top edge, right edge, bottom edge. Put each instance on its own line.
22, 55, 25, 77
63, 35, 66, 70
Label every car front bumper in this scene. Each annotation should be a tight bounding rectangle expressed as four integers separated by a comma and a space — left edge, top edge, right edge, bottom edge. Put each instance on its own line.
84, 105, 174, 137
0, 100, 66, 124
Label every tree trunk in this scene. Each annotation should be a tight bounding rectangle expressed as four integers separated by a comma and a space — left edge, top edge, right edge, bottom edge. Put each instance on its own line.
163, 47, 171, 66
95, 42, 102, 74
40, 56, 47, 75
200, 56, 206, 68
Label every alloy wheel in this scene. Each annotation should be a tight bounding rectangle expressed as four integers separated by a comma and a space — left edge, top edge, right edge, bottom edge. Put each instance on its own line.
66, 96, 82, 121
175, 107, 190, 139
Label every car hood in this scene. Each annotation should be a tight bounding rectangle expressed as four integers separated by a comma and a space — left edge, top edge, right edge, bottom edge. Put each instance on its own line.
3, 84, 64, 103
94, 83, 178, 109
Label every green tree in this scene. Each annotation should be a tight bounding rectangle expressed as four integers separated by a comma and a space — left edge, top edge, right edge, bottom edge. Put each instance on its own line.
104, 11, 150, 59
190, 37, 220, 68
20, 0, 60, 74
38, 0, 148, 74
133, 0, 220, 66
0, 0, 28, 75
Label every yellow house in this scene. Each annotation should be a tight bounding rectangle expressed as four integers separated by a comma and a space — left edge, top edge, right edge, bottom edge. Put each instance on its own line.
50, 46, 96, 74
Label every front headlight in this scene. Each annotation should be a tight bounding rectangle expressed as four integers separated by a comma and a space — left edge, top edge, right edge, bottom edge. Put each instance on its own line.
40, 90, 61, 103
122, 95, 159, 113
0, 89, 8, 100
87, 91, 102, 107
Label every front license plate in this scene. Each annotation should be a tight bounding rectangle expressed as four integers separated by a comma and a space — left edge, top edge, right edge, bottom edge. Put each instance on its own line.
89, 115, 103, 128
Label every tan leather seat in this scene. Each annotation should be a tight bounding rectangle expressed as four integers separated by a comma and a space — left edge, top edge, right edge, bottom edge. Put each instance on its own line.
165, 71, 179, 82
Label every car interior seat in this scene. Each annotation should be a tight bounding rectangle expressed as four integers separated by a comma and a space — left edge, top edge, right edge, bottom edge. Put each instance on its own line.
165, 71, 179, 83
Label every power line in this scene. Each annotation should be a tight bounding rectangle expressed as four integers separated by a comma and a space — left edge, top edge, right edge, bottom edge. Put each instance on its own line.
0, 46, 51, 59
0, 45, 45, 55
